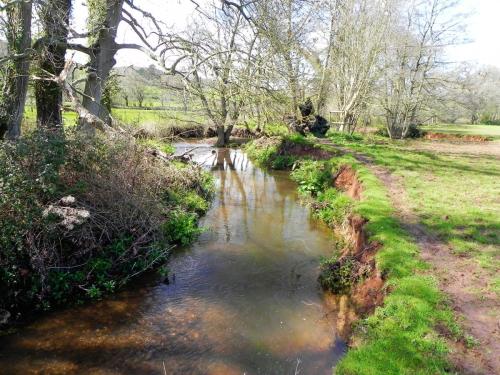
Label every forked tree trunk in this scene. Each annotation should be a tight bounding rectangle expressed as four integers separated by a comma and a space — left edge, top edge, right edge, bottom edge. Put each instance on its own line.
0, 1, 32, 140
80, 0, 124, 134
215, 125, 234, 147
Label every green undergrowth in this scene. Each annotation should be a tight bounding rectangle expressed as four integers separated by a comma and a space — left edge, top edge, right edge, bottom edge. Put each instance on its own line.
0, 130, 214, 318
244, 133, 334, 169
246, 135, 461, 374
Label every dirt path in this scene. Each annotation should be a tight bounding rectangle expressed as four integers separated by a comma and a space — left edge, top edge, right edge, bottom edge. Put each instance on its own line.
323, 142, 500, 374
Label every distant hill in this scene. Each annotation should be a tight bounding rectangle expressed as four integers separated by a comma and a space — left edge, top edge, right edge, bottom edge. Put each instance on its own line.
111, 65, 189, 108
114, 65, 183, 89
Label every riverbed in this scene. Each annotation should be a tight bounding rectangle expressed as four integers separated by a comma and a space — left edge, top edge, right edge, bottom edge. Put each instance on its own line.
0, 146, 348, 375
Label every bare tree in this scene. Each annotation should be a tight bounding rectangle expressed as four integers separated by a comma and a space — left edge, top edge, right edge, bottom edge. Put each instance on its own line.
255, 0, 317, 116
136, 2, 260, 146
380, 0, 464, 139
132, 84, 145, 108
329, 0, 390, 133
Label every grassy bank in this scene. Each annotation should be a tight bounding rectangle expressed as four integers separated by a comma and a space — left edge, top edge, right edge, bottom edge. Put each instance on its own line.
0, 130, 213, 321
328, 133, 499, 291
246, 135, 461, 374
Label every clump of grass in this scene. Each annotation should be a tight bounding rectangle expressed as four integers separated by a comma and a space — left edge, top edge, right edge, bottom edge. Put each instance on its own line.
290, 160, 332, 195
314, 188, 353, 227
138, 138, 175, 154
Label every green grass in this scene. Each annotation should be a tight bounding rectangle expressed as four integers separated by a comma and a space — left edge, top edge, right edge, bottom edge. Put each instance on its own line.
328, 132, 500, 279
245, 136, 462, 374
23, 106, 207, 129
112, 107, 206, 126
421, 123, 500, 139
23, 105, 78, 127
333, 156, 460, 374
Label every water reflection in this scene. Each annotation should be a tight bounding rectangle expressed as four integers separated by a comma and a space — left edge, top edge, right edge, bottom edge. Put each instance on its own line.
0, 146, 348, 375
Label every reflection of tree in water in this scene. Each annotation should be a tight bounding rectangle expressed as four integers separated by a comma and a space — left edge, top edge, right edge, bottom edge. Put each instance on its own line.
210, 149, 249, 242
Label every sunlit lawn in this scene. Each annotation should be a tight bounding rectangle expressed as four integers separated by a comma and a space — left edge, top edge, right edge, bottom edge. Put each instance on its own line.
421, 123, 500, 139
23, 106, 207, 128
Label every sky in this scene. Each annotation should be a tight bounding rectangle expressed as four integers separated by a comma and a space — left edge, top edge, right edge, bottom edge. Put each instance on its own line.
446, 0, 500, 68
71, 0, 500, 68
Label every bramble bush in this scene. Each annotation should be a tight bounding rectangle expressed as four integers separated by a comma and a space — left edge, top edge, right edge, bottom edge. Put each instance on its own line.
0, 129, 213, 318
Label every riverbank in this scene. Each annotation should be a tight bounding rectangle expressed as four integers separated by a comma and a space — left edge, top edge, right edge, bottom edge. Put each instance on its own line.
246, 135, 467, 374
0, 146, 347, 374
327, 132, 500, 373
0, 130, 214, 326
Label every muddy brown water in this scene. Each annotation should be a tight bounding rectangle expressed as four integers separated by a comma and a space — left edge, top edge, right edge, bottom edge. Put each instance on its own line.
0, 146, 350, 375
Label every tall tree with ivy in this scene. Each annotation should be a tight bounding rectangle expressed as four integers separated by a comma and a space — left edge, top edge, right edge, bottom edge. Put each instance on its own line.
0, 0, 33, 140
34, 0, 72, 130
80, 0, 124, 133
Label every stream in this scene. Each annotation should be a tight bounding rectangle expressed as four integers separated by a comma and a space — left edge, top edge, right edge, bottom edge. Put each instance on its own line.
0, 146, 350, 375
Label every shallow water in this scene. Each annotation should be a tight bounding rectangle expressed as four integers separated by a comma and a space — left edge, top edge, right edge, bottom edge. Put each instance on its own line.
0, 146, 348, 375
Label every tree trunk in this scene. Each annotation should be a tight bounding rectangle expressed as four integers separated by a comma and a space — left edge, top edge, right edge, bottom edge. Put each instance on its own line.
224, 125, 233, 145
316, 13, 335, 116
35, 0, 71, 130
0, 1, 33, 140
80, 0, 124, 134
216, 126, 226, 147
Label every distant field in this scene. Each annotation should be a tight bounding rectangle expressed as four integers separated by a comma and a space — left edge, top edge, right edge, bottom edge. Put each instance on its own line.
421, 124, 500, 139
23, 106, 207, 128
112, 107, 206, 126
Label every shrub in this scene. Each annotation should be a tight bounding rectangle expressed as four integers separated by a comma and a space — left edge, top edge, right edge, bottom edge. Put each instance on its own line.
246, 134, 333, 170
162, 210, 203, 246
0, 129, 213, 317
314, 188, 352, 227
318, 255, 358, 294
290, 160, 331, 196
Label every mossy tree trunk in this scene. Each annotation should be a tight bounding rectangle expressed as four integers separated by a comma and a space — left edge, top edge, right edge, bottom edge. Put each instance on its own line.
34, 0, 72, 130
0, 0, 33, 140
80, 0, 124, 135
